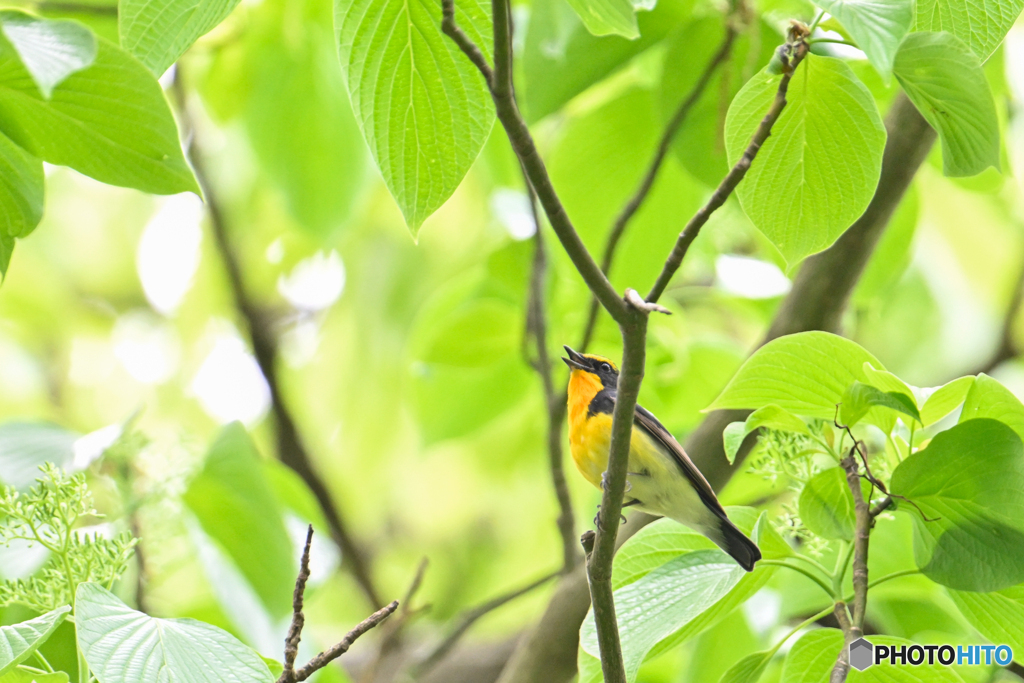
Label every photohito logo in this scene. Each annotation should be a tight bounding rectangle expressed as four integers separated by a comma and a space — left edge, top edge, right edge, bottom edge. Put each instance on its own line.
847, 638, 1013, 671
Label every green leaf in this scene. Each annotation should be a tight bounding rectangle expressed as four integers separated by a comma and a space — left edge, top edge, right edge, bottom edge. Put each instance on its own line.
0, 233, 11, 278
661, 18, 780, 186
565, 0, 638, 39
0, 129, 43, 239
914, 0, 1024, 60
416, 298, 522, 367
724, 55, 886, 266
119, 0, 242, 75
0, 607, 70, 676
335, 0, 494, 232
0, 422, 78, 490
724, 405, 809, 464
959, 373, 1024, 443
707, 331, 886, 419
0, 37, 197, 195
580, 549, 747, 681
523, 0, 689, 122
816, 0, 912, 82
840, 381, 920, 427
0, 12, 96, 97
183, 423, 296, 618
920, 375, 974, 425
798, 467, 871, 541
947, 584, 1024, 662
890, 418, 1024, 591
719, 650, 772, 683
76, 583, 274, 683
893, 32, 1000, 177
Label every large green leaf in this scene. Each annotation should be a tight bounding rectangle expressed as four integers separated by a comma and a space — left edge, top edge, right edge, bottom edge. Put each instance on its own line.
661, 18, 780, 186
839, 381, 920, 427
890, 418, 1024, 591
893, 32, 1000, 177
183, 423, 295, 618
0, 37, 197, 195
0, 232, 11, 278
724, 55, 886, 266
565, 0, 638, 38
959, 373, 1024, 443
76, 583, 273, 683
0, 12, 96, 97
719, 650, 773, 683
948, 585, 1024, 662
0, 670, 68, 683
335, 0, 493, 232
522, 0, 688, 122
580, 550, 747, 681
0, 129, 42, 240
914, 0, 1024, 60
0, 422, 78, 490
707, 331, 885, 419
816, 0, 912, 82
119, 0, 242, 75
723, 405, 808, 465
0, 607, 70, 676
920, 376, 974, 426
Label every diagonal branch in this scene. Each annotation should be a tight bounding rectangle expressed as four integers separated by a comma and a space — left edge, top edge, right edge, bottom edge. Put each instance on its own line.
173, 74, 384, 610
579, 26, 739, 349
647, 29, 809, 304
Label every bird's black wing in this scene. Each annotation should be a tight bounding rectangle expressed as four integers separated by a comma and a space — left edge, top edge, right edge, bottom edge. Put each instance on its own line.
633, 403, 728, 518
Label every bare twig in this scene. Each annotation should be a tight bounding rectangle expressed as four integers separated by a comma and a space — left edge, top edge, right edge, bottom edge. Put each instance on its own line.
293, 602, 400, 682
647, 27, 810, 303
579, 26, 738, 349
359, 558, 431, 683
173, 74, 384, 610
523, 180, 580, 573
413, 569, 560, 678
280, 526, 315, 683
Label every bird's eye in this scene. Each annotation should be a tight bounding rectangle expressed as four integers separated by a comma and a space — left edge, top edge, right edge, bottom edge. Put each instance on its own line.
601, 363, 612, 373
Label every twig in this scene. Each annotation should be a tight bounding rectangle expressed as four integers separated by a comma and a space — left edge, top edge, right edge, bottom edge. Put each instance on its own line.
413, 569, 560, 678
280, 526, 314, 683
647, 27, 810, 304
172, 71, 384, 610
578, 27, 738, 349
971, 253, 1024, 374
523, 179, 579, 573
293, 602, 400, 682
358, 558, 430, 683
275, 528, 398, 683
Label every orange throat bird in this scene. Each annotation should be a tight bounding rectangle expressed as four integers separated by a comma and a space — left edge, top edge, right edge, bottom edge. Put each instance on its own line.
562, 345, 760, 571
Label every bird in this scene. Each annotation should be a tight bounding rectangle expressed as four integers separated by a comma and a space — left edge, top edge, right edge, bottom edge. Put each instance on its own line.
562, 345, 761, 571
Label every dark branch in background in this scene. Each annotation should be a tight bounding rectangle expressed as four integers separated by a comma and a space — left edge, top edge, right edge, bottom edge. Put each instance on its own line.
970, 254, 1024, 375
413, 569, 560, 679
276, 527, 398, 683
358, 557, 431, 683
494, 93, 935, 683
172, 76, 384, 610
523, 182, 580, 573
579, 26, 739, 349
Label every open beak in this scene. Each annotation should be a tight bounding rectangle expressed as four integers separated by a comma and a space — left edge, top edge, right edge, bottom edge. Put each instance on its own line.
562, 345, 589, 371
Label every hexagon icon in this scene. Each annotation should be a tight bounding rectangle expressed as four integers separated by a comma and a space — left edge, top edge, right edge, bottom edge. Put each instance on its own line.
850, 638, 874, 671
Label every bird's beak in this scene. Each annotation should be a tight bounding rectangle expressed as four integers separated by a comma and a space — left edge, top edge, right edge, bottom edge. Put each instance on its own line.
562, 345, 588, 371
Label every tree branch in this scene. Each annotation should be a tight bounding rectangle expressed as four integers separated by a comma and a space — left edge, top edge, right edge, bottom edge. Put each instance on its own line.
969, 252, 1024, 375
174, 76, 385, 610
523, 180, 580, 573
647, 29, 809, 303
494, 93, 935, 683
294, 602, 400, 681
578, 26, 739, 349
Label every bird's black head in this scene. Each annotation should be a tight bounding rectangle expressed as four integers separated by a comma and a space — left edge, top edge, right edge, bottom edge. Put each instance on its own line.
562, 345, 619, 388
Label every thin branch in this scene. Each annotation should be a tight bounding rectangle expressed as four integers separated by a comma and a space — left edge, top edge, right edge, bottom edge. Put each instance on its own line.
173, 73, 384, 610
579, 26, 738, 349
970, 253, 1024, 374
280, 526, 315, 683
523, 178, 579, 573
294, 602, 400, 682
413, 569, 560, 678
647, 28, 810, 304
358, 558, 431, 683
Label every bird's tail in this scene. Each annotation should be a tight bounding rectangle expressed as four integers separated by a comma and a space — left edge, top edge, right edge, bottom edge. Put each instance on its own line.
711, 516, 761, 572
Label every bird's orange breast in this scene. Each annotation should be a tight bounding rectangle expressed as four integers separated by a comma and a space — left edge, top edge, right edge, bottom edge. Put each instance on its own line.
567, 369, 611, 488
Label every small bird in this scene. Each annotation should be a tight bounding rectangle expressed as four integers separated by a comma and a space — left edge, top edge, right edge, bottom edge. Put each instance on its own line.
562, 345, 760, 571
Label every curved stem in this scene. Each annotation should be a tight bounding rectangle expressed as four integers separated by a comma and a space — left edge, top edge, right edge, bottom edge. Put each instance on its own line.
808, 37, 856, 47
866, 568, 920, 591
833, 540, 856, 593
758, 560, 836, 599
791, 553, 835, 579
